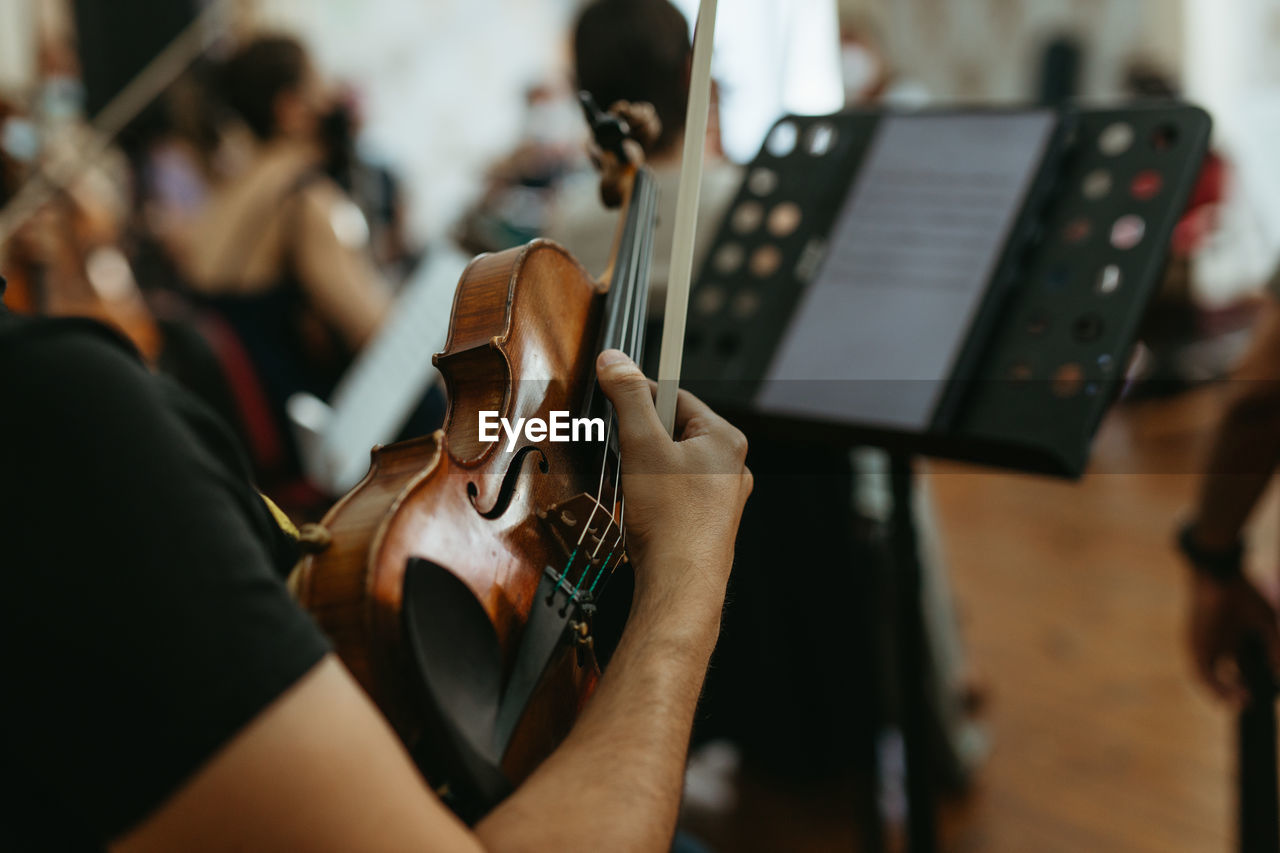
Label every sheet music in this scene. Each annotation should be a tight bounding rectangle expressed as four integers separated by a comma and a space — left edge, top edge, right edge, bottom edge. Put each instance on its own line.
755, 111, 1056, 430
289, 243, 470, 494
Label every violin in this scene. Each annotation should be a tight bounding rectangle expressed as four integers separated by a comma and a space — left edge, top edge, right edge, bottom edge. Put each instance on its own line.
293, 0, 721, 819
291, 94, 663, 818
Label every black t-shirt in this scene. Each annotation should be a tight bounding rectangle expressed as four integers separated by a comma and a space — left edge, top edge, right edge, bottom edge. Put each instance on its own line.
0, 310, 330, 849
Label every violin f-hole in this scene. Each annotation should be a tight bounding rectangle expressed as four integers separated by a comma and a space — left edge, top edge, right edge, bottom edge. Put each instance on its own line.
468, 445, 549, 520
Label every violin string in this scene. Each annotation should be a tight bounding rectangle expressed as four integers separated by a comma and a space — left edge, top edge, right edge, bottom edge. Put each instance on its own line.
589, 170, 654, 581
586, 287, 632, 563
612, 498, 626, 567
560, 378, 618, 592
593, 433, 624, 562
596, 173, 654, 576
565, 169, 654, 599
571, 407, 615, 574
586, 552, 614, 598
582, 219, 634, 551
583, 175, 642, 558
570, 244, 630, 584
593, 180, 645, 562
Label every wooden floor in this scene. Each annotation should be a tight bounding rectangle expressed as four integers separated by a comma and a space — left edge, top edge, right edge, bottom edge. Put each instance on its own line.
685, 383, 1275, 852
930, 383, 1259, 852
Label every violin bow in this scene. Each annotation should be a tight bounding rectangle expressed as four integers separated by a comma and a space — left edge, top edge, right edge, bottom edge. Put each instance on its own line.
0, 2, 228, 244
654, 0, 719, 435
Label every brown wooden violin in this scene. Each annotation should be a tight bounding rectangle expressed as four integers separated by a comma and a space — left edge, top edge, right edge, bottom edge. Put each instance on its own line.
291, 94, 664, 819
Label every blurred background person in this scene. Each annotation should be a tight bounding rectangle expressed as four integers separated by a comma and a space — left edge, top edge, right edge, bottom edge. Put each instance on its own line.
318, 83, 418, 280
1177, 304, 1280, 705
167, 35, 409, 492
546, 0, 740, 329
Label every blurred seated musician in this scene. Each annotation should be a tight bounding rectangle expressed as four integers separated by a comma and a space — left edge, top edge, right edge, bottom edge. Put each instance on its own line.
0, 269, 752, 848
319, 86, 418, 280
546, 0, 740, 331
1177, 298, 1280, 705
172, 35, 397, 481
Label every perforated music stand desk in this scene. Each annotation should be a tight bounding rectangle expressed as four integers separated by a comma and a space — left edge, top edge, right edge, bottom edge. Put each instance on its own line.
682, 104, 1211, 478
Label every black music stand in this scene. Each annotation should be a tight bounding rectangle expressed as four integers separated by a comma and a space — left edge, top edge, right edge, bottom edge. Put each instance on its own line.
682, 103, 1214, 852
889, 455, 940, 853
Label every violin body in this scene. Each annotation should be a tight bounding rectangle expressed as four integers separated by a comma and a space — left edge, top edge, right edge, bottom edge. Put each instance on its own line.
293, 239, 620, 816
295, 94, 662, 819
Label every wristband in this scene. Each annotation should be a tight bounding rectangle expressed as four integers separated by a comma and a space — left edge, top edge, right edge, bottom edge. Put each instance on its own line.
1176, 522, 1244, 581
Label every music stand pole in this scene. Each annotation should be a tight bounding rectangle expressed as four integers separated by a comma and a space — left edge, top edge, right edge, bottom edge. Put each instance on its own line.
1238, 636, 1279, 852
889, 454, 939, 853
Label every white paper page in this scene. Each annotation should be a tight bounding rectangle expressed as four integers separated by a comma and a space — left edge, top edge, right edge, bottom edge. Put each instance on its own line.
755, 111, 1056, 431
290, 243, 470, 494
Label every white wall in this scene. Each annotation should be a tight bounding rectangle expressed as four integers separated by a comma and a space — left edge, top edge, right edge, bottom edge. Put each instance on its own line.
1182, 0, 1280, 299
249, 0, 577, 242
671, 0, 844, 162
838, 0, 1182, 102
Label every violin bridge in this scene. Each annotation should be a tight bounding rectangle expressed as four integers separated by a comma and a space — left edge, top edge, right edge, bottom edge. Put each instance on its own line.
536, 492, 620, 577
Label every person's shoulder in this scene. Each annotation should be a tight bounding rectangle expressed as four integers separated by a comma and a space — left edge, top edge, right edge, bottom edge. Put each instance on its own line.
0, 313, 156, 434
291, 172, 374, 250
0, 313, 142, 379
224, 150, 336, 219
294, 171, 344, 208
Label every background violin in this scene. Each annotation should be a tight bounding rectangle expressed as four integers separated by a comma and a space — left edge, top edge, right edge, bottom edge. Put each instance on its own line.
0, 101, 161, 361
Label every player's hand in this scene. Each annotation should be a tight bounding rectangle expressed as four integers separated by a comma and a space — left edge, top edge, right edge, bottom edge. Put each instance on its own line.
1187, 572, 1280, 706
594, 349, 752, 613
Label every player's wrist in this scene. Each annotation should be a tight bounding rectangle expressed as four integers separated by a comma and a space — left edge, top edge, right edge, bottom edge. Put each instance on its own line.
633, 543, 730, 591
631, 554, 727, 633
1176, 521, 1245, 582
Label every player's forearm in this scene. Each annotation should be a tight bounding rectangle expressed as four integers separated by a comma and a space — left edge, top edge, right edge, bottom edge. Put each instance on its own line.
1192, 387, 1280, 548
475, 553, 724, 852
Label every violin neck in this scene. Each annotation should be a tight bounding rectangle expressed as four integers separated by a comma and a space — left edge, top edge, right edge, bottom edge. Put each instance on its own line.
597, 166, 659, 366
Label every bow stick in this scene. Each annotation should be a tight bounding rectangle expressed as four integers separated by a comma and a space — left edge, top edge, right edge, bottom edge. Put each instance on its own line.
654, 0, 719, 435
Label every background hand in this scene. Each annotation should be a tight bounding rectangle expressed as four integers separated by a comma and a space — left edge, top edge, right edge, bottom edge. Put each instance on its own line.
1187, 572, 1280, 706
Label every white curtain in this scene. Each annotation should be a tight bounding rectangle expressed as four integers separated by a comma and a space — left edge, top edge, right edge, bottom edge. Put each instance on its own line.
671, 0, 844, 163
1183, 0, 1280, 300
